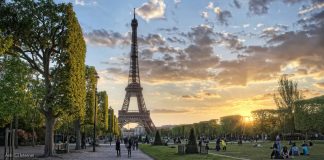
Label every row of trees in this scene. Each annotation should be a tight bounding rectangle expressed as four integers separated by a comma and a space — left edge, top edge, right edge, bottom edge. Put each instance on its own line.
0, 0, 120, 156
161, 76, 324, 140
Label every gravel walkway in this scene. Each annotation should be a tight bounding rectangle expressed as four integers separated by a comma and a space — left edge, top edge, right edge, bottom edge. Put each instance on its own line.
0, 144, 153, 160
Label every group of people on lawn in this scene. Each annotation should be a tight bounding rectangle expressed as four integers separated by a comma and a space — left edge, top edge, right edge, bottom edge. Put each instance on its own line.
271, 135, 311, 159
198, 137, 227, 152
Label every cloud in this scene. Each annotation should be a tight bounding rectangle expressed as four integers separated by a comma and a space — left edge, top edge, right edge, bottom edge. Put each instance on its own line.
84, 29, 166, 47
215, 18, 324, 86
174, 0, 181, 4
201, 11, 209, 19
215, 32, 245, 50
152, 109, 189, 114
251, 93, 273, 101
136, 0, 166, 21
299, 1, 324, 15
257, 23, 264, 27
260, 24, 289, 39
207, 2, 214, 9
248, 0, 274, 15
182, 91, 221, 100
243, 24, 250, 28
74, 0, 97, 6
301, 89, 322, 98
104, 9, 324, 87
213, 7, 222, 15
233, 0, 241, 9
166, 37, 186, 44
315, 82, 324, 89
84, 29, 129, 47
75, 0, 85, 5
207, 4, 232, 25
158, 27, 179, 32
105, 25, 221, 83
216, 10, 232, 25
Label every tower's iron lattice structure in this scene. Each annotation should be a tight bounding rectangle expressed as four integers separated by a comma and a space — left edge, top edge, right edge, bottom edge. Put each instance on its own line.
118, 9, 156, 134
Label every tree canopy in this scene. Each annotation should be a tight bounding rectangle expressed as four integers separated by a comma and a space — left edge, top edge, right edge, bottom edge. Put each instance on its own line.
0, 0, 87, 156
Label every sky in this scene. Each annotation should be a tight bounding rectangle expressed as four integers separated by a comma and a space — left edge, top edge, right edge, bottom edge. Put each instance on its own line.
55, 0, 324, 127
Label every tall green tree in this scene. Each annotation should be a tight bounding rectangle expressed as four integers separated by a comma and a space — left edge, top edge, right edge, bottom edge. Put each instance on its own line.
85, 66, 98, 125
0, 56, 33, 127
98, 91, 109, 134
274, 75, 303, 134
0, 1, 86, 156
295, 95, 324, 139
59, 4, 86, 150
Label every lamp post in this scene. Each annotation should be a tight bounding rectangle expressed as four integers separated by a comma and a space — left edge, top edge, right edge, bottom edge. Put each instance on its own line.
93, 73, 99, 152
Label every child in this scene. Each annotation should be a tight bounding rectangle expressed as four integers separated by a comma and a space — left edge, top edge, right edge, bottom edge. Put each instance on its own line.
221, 139, 227, 151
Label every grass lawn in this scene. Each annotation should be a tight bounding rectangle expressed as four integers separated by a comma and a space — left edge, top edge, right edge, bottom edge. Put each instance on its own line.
139, 144, 232, 160
140, 141, 324, 160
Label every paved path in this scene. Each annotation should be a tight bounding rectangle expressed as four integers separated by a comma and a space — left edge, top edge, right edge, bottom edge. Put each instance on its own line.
0, 144, 153, 160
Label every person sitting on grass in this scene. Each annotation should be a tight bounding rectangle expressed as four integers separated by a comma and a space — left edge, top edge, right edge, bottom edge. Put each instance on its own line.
271, 142, 281, 159
281, 146, 289, 159
289, 143, 299, 156
221, 138, 227, 151
301, 141, 309, 156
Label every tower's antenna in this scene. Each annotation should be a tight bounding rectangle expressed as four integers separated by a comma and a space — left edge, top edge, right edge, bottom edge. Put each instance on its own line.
134, 8, 136, 19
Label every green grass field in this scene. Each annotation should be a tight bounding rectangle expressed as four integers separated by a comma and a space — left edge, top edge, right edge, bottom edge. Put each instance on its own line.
139, 144, 232, 160
139, 141, 324, 160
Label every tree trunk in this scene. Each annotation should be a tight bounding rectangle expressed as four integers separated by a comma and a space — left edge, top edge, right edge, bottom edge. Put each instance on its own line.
32, 126, 35, 147
44, 115, 56, 157
14, 116, 18, 149
74, 119, 81, 150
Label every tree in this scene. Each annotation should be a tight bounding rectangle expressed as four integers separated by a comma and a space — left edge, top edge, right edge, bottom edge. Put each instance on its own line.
0, 31, 12, 55
0, 1, 86, 156
153, 130, 163, 145
97, 91, 109, 135
251, 109, 278, 139
60, 5, 86, 150
220, 115, 243, 138
274, 75, 303, 134
185, 128, 198, 154
85, 66, 97, 125
295, 95, 324, 139
0, 56, 33, 126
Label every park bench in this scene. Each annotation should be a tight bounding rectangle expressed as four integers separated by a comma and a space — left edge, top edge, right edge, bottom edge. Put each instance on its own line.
55, 142, 69, 154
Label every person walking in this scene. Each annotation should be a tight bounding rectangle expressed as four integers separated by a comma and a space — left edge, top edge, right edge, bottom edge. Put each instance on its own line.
116, 138, 121, 157
127, 139, 133, 157
216, 138, 221, 151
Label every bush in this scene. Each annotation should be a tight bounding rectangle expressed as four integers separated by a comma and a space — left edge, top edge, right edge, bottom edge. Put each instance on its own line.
153, 130, 163, 145
185, 128, 198, 154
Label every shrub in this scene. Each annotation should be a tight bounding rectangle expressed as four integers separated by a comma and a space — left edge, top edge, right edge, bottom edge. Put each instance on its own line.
185, 128, 198, 154
153, 130, 163, 145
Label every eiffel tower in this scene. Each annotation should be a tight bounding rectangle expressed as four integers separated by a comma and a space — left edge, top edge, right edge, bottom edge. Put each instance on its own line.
118, 9, 156, 134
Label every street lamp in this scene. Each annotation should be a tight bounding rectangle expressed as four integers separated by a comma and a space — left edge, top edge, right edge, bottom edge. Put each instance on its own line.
93, 72, 100, 152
